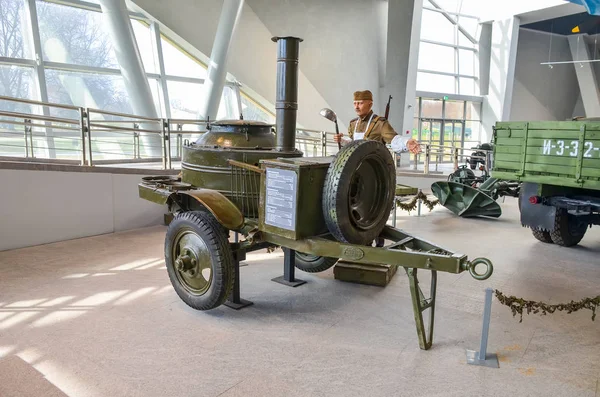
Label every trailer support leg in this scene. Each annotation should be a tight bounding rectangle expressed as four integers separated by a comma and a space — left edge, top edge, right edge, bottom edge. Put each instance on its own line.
406, 268, 437, 350
225, 248, 253, 309
272, 248, 306, 287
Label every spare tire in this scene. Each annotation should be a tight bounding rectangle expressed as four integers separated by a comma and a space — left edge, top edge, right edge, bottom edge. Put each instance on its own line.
294, 252, 338, 273
322, 139, 395, 245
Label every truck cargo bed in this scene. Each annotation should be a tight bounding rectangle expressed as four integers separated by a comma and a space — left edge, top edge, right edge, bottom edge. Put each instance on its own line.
492, 121, 600, 190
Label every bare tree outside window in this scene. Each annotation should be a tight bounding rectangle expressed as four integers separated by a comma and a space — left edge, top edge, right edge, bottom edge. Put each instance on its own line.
36, 1, 131, 119
0, 0, 34, 114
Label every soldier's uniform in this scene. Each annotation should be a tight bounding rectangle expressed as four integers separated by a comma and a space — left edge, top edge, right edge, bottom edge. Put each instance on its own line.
345, 90, 410, 153
348, 110, 397, 144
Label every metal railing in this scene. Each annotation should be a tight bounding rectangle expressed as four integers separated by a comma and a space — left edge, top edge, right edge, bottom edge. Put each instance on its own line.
0, 95, 485, 175
399, 141, 488, 176
0, 95, 343, 170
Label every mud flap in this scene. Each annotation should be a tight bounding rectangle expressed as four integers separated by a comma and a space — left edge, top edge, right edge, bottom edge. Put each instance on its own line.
520, 182, 556, 231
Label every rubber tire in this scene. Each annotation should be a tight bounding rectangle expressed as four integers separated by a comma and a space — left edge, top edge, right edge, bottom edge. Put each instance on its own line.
549, 208, 587, 247
164, 211, 234, 310
322, 140, 395, 245
294, 252, 338, 273
531, 228, 553, 244
195, 209, 230, 240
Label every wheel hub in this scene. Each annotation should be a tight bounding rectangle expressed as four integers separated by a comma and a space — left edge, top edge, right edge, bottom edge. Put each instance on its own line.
172, 231, 213, 294
348, 155, 388, 230
175, 249, 199, 277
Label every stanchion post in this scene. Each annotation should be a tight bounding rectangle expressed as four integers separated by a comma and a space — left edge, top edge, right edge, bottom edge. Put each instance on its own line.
424, 145, 430, 175
466, 288, 499, 368
454, 147, 459, 170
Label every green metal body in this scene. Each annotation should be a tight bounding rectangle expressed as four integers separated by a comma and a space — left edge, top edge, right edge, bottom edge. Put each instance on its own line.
492, 120, 600, 189
138, 177, 244, 230
181, 121, 302, 218
258, 157, 331, 240
257, 226, 472, 274
431, 181, 502, 218
492, 120, 600, 236
253, 157, 490, 279
137, 35, 494, 350
138, 156, 493, 350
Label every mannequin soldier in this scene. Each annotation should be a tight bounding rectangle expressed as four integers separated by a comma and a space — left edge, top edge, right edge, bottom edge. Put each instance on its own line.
333, 90, 421, 155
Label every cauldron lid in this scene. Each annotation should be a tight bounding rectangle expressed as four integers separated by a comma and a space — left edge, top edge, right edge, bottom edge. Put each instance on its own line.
211, 119, 273, 127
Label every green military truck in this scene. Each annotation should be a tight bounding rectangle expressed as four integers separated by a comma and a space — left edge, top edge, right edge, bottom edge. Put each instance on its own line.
492, 120, 600, 247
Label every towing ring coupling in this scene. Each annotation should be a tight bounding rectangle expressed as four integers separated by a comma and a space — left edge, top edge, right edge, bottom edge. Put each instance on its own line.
463, 257, 494, 280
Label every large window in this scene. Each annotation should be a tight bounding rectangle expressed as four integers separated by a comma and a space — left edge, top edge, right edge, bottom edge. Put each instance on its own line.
240, 91, 275, 124
0, 65, 35, 113
45, 69, 133, 117
161, 37, 207, 80
417, 0, 480, 96
131, 20, 158, 74
0, 0, 271, 126
37, 1, 118, 68
0, 0, 280, 162
167, 80, 204, 119
412, 96, 483, 158
0, 0, 32, 59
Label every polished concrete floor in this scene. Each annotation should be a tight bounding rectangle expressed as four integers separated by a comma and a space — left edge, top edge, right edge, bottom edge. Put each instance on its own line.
0, 197, 598, 397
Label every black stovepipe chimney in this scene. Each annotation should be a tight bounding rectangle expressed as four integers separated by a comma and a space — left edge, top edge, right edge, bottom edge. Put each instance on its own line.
272, 36, 303, 152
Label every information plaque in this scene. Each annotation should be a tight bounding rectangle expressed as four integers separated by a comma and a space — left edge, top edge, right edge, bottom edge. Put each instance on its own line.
264, 168, 297, 230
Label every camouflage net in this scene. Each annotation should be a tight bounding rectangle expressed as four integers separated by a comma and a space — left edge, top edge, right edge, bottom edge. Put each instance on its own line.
396, 191, 440, 212
494, 289, 599, 323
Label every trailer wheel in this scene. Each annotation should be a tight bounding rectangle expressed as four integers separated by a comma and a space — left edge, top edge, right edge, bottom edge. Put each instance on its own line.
322, 140, 395, 245
165, 211, 234, 310
531, 228, 553, 244
294, 252, 338, 273
550, 208, 587, 247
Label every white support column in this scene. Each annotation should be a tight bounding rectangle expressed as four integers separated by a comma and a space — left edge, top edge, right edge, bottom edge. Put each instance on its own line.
97, 0, 161, 157
384, 0, 423, 167
568, 35, 600, 117
198, 0, 244, 121
477, 23, 492, 96
481, 17, 520, 144
150, 22, 171, 119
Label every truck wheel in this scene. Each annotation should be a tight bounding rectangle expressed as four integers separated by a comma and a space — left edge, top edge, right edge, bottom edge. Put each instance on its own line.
322, 140, 395, 245
531, 228, 553, 244
550, 208, 587, 247
164, 211, 234, 310
294, 252, 338, 273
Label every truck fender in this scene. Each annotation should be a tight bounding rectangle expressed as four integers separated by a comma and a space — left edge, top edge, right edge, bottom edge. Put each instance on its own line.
170, 189, 245, 231
519, 182, 556, 231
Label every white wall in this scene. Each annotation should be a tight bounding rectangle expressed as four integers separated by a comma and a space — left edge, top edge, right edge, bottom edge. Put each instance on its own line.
573, 93, 585, 117
375, 0, 388, 107
481, 17, 520, 143
0, 169, 166, 251
130, 0, 334, 131
478, 23, 492, 96
246, 0, 383, 129
509, 28, 579, 121
385, 0, 422, 144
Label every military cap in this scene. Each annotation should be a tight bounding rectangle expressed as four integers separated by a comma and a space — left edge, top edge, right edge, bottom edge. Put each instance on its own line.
353, 90, 373, 101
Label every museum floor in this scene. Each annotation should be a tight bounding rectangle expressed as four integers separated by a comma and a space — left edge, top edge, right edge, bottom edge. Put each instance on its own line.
0, 196, 598, 397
